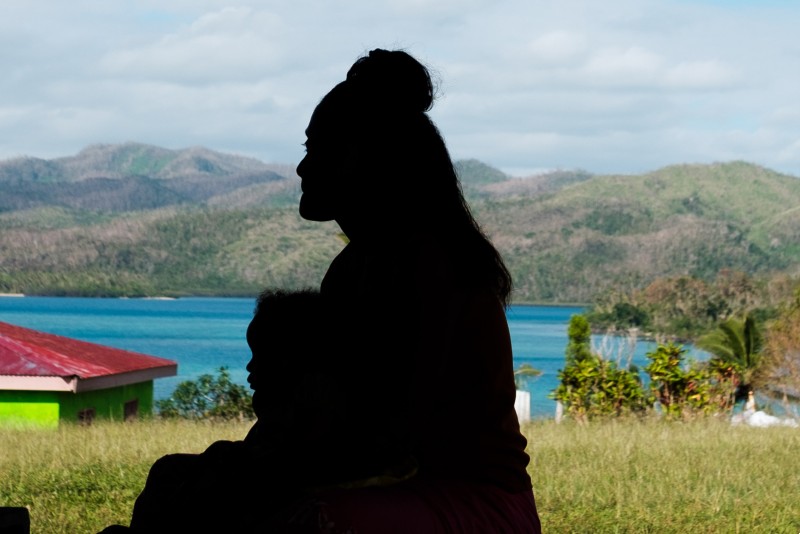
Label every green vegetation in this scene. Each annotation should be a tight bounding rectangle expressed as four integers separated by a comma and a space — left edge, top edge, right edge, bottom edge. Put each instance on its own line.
3, 146, 800, 302
527, 418, 800, 533
644, 343, 736, 418
476, 161, 800, 303
1, 419, 798, 533
584, 271, 799, 413
551, 315, 648, 420
156, 367, 254, 420
0, 206, 343, 297
587, 270, 789, 341
697, 314, 764, 402
757, 288, 800, 404
0, 419, 247, 533
454, 158, 510, 186
3, 147, 799, 532
551, 314, 770, 421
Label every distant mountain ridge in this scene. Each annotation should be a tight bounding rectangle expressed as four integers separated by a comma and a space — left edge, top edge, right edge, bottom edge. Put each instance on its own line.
1, 144, 799, 302
0, 143, 298, 212
0, 142, 291, 182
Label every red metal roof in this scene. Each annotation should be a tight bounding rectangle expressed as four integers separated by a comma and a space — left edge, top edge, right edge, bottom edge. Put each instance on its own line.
0, 321, 177, 379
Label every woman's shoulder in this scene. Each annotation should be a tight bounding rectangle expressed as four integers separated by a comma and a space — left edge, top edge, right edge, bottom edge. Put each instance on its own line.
322, 236, 502, 306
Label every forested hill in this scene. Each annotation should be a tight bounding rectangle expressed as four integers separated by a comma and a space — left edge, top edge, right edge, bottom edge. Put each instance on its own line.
472, 161, 800, 302
0, 143, 298, 211
1, 144, 799, 302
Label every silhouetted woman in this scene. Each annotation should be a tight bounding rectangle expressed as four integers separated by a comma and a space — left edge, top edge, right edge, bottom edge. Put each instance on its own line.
296, 49, 541, 533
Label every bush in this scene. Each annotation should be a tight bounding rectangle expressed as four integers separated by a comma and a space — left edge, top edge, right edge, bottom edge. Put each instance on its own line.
551, 315, 648, 421
644, 343, 736, 419
552, 315, 741, 422
156, 367, 255, 421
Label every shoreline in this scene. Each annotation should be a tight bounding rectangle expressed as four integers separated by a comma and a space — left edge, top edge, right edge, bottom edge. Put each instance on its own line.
512, 301, 590, 308
0, 293, 182, 300
0, 292, 591, 307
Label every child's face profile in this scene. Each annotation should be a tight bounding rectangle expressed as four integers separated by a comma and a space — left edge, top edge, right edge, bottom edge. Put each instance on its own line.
245, 311, 300, 415
245, 314, 267, 413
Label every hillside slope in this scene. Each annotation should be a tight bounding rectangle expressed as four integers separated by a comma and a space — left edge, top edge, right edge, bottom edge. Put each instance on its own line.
475, 161, 800, 301
1, 146, 799, 301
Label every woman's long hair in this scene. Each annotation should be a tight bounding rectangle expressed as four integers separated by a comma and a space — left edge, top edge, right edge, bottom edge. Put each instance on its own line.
318, 49, 513, 305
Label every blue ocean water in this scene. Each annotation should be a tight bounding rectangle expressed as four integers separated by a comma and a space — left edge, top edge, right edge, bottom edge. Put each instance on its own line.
0, 296, 706, 418
0, 296, 253, 404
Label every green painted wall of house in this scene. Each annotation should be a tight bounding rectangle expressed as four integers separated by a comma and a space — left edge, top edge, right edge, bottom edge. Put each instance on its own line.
58, 381, 153, 422
0, 381, 154, 427
0, 390, 60, 428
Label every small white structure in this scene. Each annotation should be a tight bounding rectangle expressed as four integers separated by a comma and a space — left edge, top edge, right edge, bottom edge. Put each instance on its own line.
731, 409, 798, 428
731, 393, 798, 428
514, 390, 531, 423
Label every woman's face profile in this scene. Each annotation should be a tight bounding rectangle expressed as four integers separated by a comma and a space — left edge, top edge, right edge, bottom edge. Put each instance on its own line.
297, 106, 347, 222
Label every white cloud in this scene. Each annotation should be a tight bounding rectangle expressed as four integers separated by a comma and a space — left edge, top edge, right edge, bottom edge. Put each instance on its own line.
664, 60, 740, 89
583, 46, 664, 85
526, 31, 588, 64
0, 0, 798, 176
768, 106, 800, 127
386, 0, 491, 16
100, 7, 287, 84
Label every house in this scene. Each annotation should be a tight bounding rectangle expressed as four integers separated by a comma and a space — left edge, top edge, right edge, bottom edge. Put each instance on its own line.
0, 321, 177, 427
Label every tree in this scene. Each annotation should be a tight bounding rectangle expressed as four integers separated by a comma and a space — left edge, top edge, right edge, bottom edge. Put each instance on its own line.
644, 343, 738, 419
586, 271, 783, 342
565, 314, 593, 364
156, 367, 255, 421
551, 314, 647, 422
645, 343, 709, 418
696, 314, 763, 403
758, 288, 800, 405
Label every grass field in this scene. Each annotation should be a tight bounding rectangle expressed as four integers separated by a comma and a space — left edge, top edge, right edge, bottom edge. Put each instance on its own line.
525, 419, 800, 533
1, 418, 798, 533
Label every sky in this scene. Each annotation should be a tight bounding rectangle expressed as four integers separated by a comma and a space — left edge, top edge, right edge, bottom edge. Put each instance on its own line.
1, 0, 798, 177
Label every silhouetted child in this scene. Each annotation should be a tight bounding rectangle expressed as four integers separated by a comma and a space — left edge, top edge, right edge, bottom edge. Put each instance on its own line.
245, 289, 416, 490
110, 289, 414, 533
113, 289, 336, 532
101, 290, 416, 533
243, 288, 343, 452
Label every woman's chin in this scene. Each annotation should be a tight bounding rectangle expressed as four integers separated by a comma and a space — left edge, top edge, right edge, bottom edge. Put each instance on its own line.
299, 195, 335, 222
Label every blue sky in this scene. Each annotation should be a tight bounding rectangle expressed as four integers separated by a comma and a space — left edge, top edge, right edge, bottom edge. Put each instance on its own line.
1, 0, 798, 177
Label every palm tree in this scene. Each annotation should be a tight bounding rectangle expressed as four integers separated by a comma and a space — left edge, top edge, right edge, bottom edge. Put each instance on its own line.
696, 314, 763, 403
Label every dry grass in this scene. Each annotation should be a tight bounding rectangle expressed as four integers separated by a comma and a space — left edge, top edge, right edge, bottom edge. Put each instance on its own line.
0, 419, 250, 533
1, 418, 799, 533
525, 418, 800, 533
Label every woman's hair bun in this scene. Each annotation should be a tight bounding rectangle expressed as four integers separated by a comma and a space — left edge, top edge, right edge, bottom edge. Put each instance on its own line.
345, 49, 435, 113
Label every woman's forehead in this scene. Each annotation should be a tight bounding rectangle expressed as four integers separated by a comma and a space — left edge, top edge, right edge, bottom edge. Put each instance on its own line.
306, 104, 337, 136
307, 84, 353, 135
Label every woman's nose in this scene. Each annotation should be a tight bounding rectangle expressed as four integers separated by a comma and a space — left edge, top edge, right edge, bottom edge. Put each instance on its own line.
297, 155, 308, 178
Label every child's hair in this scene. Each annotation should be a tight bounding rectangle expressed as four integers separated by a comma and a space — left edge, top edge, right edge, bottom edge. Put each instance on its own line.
247, 288, 323, 351
251, 288, 321, 322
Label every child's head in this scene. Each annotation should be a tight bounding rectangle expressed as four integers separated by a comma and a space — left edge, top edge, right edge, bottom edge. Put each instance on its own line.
246, 288, 324, 419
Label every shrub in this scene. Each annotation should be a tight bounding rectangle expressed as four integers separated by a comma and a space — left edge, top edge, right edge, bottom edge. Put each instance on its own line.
156, 367, 254, 421
551, 315, 648, 422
